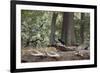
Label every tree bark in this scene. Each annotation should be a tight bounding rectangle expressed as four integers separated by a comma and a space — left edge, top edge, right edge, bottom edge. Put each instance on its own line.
80, 13, 85, 44
50, 13, 58, 45
61, 12, 76, 46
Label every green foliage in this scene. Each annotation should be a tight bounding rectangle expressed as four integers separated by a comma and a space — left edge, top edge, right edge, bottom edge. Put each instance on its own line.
21, 10, 52, 47
21, 10, 90, 48
21, 10, 63, 48
74, 12, 90, 44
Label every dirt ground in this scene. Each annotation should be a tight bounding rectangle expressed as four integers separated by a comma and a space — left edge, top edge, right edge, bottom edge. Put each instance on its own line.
21, 48, 90, 63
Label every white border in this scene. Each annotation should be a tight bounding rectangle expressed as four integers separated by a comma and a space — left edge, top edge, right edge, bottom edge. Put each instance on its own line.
16, 4, 94, 69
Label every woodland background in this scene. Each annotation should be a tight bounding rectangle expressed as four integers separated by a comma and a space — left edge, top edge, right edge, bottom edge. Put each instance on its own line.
21, 10, 90, 62
21, 10, 90, 48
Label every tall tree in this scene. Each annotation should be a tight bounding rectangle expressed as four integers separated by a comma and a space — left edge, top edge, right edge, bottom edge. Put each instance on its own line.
61, 12, 76, 46
80, 13, 85, 44
50, 12, 58, 45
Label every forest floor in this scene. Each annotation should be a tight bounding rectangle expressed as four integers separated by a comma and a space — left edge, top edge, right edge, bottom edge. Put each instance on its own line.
21, 47, 90, 63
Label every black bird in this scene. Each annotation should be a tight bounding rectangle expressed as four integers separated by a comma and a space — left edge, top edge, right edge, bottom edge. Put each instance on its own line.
58, 39, 65, 45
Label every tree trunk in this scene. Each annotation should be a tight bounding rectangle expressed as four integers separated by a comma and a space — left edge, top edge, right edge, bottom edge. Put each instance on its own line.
50, 13, 58, 45
61, 12, 76, 46
80, 13, 85, 44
